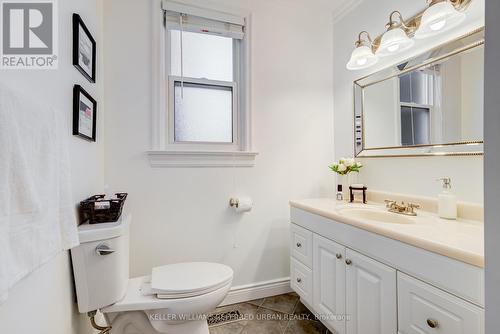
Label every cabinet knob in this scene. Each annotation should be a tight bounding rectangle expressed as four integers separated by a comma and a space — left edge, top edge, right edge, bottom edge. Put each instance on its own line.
426, 319, 438, 328
345, 259, 352, 265
336, 253, 342, 259
296, 277, 302, 283
296, 242, 302, 248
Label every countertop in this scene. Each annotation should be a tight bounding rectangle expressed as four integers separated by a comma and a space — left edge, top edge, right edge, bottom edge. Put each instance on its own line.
290, 199, 484, 268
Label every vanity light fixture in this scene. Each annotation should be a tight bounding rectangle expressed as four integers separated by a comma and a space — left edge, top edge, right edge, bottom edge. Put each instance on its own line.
415, 0, 467, 39
377, 11, 415, 57
345, 0, 473, 71
347, 31, 378, 70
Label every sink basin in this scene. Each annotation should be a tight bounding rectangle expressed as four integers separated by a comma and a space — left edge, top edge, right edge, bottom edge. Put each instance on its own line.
338, 208, 414, 225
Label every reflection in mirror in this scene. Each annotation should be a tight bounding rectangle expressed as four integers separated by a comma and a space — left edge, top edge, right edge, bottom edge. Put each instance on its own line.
355, 29, 484, 157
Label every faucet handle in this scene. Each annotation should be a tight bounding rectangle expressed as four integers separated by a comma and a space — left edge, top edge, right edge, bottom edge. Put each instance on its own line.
384, 200, 396, 208
407, 203, 421, 213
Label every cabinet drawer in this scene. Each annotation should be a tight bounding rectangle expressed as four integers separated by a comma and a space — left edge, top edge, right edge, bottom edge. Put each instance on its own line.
290, 224, 313, 267
291, 258, 313, 306
398, 272, 484, 334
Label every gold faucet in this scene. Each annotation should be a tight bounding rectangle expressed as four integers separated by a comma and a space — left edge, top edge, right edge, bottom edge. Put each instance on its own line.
384, 200, 420, 216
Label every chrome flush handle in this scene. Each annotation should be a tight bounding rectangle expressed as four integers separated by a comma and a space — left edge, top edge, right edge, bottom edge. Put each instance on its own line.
426, 319, 439, 329
95, 244, 115, 256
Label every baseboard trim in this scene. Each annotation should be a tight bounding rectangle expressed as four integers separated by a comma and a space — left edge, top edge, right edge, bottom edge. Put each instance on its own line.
220, 277, 292, 306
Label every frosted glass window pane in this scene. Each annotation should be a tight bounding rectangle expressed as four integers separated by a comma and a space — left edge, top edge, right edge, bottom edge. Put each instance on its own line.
171, 31, 233, 82
400, 74, 411, 103
400, 106, 430, 146
174, 82, 233, 143
412, 107, 430, 145
401, 107, 413, 146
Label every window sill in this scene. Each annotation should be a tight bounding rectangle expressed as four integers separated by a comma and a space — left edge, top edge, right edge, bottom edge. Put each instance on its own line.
147, 150, 258, 168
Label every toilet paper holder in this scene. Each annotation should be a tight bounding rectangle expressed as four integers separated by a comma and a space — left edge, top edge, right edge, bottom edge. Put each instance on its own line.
229, 198, 240, 208
229, 197, 253, 212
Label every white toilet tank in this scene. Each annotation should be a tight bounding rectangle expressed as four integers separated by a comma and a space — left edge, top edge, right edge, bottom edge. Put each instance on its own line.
71, 214, 131, 313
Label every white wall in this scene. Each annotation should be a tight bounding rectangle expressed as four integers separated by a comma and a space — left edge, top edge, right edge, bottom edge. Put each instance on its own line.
103, 0, 335, 286
0, 1, 104, 333
334, 0, 485, 203
484, 0, 500, 331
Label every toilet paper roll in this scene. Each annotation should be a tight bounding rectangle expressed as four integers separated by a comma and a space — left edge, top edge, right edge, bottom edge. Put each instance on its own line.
233, 197, 253, 213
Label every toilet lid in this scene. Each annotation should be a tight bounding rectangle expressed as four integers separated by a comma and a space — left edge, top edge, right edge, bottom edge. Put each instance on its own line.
151, 262, 233, 298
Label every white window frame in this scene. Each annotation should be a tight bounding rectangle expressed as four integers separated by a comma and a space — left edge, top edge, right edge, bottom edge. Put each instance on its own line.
149, 0, 256, 167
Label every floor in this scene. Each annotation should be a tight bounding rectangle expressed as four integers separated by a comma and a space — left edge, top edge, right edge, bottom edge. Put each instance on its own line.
208, 293, 333, 334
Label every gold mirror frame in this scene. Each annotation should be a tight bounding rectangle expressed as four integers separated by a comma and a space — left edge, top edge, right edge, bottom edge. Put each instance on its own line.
354, 27, 485, 158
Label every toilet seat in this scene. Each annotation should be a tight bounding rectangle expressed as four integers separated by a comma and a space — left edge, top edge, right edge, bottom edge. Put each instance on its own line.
101, 263, 233, 314
151, 262, 233, 299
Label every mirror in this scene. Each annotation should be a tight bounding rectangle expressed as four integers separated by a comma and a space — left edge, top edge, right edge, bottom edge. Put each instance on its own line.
355, 29, 484, 157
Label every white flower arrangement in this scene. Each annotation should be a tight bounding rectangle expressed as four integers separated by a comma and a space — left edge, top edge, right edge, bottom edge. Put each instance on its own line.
329, 158, 363, 176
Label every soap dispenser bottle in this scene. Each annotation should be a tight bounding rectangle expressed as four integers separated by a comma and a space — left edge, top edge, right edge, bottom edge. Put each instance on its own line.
437, 177, 457, 220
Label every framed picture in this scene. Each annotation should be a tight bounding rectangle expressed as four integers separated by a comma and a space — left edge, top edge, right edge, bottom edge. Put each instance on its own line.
73, 85, 97, 142
73, 14, 96, 83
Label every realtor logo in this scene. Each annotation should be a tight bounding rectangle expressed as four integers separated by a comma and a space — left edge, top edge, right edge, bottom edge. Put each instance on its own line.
1, 0, 58, 69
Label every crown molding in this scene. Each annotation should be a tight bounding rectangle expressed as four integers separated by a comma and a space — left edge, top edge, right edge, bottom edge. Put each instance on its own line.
333, 0, 364, 24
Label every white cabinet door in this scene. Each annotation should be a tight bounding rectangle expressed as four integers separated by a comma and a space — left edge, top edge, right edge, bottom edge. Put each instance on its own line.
345, 249, 397, 334
398, 272, 484, 334
313, 234, 346, 334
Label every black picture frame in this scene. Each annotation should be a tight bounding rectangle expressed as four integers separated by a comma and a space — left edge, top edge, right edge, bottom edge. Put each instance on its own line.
73, 85, 97, 142
73, 14, 96, 83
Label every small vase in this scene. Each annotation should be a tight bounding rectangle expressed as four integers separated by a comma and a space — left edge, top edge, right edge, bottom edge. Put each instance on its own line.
340, 173, 359, 201
348, 172, 358, 188
337, 175, 349, 201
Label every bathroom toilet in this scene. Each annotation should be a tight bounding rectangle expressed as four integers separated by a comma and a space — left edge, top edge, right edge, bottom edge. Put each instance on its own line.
70, 215, 233, 334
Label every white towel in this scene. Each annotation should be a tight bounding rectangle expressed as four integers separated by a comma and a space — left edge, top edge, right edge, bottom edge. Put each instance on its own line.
0, 83, 79, 303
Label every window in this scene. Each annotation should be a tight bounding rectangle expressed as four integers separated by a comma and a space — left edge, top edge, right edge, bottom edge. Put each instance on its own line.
173, 81, 234, 143
400, 106, 430, 146
149, 1, 256, 167
170, 31, 233, 81
169, 31, 236, 144
399, 70, 433, 146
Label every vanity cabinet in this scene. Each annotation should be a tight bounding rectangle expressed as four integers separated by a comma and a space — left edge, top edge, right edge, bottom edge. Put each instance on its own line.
398, 273, 484, 334
290, 207, 484, 334
309, 234, 396, 334
345, 249, 397, 334
290, 257, 313, 306
313, 235, 346, 333
290, 224, 314, 306
291, 224, 313, 267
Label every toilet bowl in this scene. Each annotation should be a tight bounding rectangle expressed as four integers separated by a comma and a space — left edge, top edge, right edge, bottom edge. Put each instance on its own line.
70, 215, 233, 334
103, 264, 233, 334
